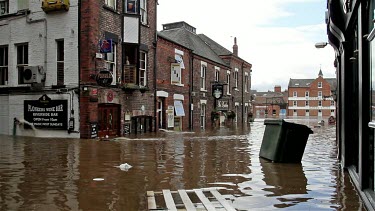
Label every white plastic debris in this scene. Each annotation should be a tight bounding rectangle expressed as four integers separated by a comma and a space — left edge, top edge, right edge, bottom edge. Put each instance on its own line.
93, 178, 104, 181
115, 163, 132, 171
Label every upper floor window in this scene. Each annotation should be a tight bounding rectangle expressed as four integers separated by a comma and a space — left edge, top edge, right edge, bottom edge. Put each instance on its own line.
318, 82, 322, 88
105, 42, 117, 85
318, 91, 322, 97
17, 43, 28, 84
305, 101, 309, 106
0, 45, 8, 85
293, 91, 297, 97
171, 63, 181, 85
200, 62, 206, 91
331, 101, 335, 106
293, 101, 297, 106
56, 40, 64, 86
125, 0, 137, 14
318, 101, 322, 106
234, 68, 239, 88
139, 51, 147, 86
140, 0, 147, 24
244, 74, 249, 92
305, 91, 309, 97
0, 0, 8, 16
226, 71, 230, 95
105, 0, 117, 10
215, 67, 220, 82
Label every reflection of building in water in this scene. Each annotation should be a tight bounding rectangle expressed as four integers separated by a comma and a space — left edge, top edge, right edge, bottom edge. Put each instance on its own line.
260, 158, 310, 208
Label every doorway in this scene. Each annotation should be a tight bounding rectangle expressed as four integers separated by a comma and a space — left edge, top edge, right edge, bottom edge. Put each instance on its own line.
98, 104, 120, 138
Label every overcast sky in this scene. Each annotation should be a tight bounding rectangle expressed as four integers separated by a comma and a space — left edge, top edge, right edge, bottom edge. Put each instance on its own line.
157, 0, 335, 92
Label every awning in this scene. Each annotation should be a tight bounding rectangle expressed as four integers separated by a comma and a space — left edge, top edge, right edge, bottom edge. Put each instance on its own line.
174, 100, 185, 117
327, 0, 346, 52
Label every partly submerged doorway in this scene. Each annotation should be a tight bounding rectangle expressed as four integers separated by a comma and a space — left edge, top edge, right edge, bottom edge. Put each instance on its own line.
98, 104, 121, 138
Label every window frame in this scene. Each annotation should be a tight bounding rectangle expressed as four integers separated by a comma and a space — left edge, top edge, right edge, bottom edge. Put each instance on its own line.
125, 0, 137, 14
200, 103, 206, 129
305, 91, 309, 97
139, 50, 147, 87
105, 0, 117, 10
318, 101, 322, 106
226, 70, 230, 95
140, 0, 147, 25
200, 62, 207, 91
56, 40, 64, 86
0, 0, 8, 16
318, 82, 323, 88
234, 68, 239, 89
318, 91, 323, 98
293, 91, 297, 97
0, 45, 8, 85
215, 67, 220, 82
16, 43, 28, 84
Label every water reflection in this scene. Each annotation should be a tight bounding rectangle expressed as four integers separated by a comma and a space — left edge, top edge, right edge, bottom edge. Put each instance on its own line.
0, 120, 365, 210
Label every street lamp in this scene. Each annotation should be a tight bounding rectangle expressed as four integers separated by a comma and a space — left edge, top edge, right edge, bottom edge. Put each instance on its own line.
315, 42, 329, 49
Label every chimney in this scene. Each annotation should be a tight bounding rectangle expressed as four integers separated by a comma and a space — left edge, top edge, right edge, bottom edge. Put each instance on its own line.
274, 85, 281, 93
233, 37, 238, 56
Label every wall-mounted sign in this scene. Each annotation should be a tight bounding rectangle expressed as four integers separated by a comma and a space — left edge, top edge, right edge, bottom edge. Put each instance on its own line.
167, 106, 174, 128
212, 84, 224, 99
100, 39, 112, 53
217, 99, 229, 111
24, 94, 68, 129
90, 122, 98, 138
107, 90, 114, 102
96, 70, 113, 86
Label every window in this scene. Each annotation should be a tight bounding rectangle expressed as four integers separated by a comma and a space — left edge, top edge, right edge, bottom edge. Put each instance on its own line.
17, 44, 28, 84
200, 103, 206, 129
200, 62, 206, 90
318, 91, 322, 97
318, 101, 322, 106
293, 101, 297, 106
305, 101, 309, 106
215, 67, 220, 82
234, 68, 238, 88
244, 74, 249, 92
305, 91, 309, 97
306, 110, 309, 113
318, 82, 322, 88
171, 63, 181, 85
105, 0, 116, 10
139, 51, 147, 86
226, 71, 230, 95
56, 40, 64, 86
125, 0, 137, 14
0, 0, 8, 16
293, 91, 297, 97
331, 101, 335, 106
0, 46, 8, 85
105, 43, 117, 85
140, 0, 147, 24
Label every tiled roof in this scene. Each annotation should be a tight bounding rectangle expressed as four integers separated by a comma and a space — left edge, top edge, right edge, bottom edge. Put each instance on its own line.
197, 34, 232, 56
158, 28, 229, 67
288, 78, 337, 90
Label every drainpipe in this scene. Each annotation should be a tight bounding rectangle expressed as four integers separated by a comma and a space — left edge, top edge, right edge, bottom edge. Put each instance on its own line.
153, 2, 158, 132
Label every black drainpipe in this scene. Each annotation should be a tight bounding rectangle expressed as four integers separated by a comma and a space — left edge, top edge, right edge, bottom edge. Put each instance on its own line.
241, 61, 245, 127
153, 2, 158, 132
189, 50, 194, 130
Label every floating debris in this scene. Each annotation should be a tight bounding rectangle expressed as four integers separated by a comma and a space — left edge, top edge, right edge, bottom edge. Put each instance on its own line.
115, 163, 133, 171
93, 178, 104, 181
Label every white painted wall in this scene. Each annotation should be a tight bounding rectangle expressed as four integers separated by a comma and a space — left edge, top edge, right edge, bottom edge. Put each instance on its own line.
0, 0, 80, 138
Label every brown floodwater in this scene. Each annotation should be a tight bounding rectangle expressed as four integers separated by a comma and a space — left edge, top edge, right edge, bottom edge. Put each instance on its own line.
0, 119, 365, 210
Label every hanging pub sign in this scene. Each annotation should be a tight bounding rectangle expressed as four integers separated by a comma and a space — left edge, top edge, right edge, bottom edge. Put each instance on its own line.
24, 94, 68, 130
212, 84, 224, 99
96, 70, 113, 86
217, 99, 229, 111
100, 39, 112, 53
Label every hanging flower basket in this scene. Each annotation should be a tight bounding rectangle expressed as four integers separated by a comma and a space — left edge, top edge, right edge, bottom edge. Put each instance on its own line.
211, 111, 220, 121
227, 110, 236, 120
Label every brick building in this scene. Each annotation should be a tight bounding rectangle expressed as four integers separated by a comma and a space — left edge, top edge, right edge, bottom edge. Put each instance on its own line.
251, 86, 288, 118
288, 70, 336, 118
79, 0, 157, 138
157, 22, 252, 130
0, 0, 80, 138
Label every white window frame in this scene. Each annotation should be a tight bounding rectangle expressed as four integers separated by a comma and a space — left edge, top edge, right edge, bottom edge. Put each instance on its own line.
226, 70, 231, 95
125, 0, 137, 14
17, 43, 28, 85
293, 91, 297, 97
139, 51, 147, 87
215, 66, 220, 82
318, 82, 322, 88
305, 91, 309, 97
104, 43, 117, 85
171, 63, 182, 85
331, 101, 335, 106
200, 61, 207, 91
318, 91, 322, 97
140, 0, 147, 25
0, 45, 8, 85
244, 73, 249, 93
293, 101, 297, 106
234, 68, 239, 89
305, 101, 309, 106
318, 101, 322, 106
105, 0, 117, 10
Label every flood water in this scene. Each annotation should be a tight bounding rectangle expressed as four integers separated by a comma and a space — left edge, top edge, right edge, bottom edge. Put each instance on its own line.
0, 119, 365, 210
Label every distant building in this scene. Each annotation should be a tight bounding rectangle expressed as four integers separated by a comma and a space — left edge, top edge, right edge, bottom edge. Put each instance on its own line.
251, 86, 288, 118
288, 70, 336, 118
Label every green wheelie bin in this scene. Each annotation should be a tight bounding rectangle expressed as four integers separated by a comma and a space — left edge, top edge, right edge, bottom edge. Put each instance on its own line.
259, 119, 313, 163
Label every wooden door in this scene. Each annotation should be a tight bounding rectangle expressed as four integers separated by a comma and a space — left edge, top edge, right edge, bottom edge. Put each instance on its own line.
98, 104, 120, 138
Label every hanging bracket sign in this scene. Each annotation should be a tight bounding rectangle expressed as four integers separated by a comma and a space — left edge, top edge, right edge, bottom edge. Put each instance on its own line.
96, 70, 113, 86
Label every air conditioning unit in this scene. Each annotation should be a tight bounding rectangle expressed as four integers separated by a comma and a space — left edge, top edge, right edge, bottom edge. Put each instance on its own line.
23, 66, 44, 84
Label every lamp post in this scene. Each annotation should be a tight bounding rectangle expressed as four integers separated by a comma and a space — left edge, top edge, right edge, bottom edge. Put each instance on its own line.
315, 42, 329, 49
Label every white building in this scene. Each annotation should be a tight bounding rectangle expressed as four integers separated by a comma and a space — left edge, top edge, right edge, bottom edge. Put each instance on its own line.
0, 0, 80, 138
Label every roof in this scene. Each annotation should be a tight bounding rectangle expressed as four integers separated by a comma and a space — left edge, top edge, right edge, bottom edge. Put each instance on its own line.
197, 34, 232, 56
288, 78, 337, 90
158, 28, 229, 67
